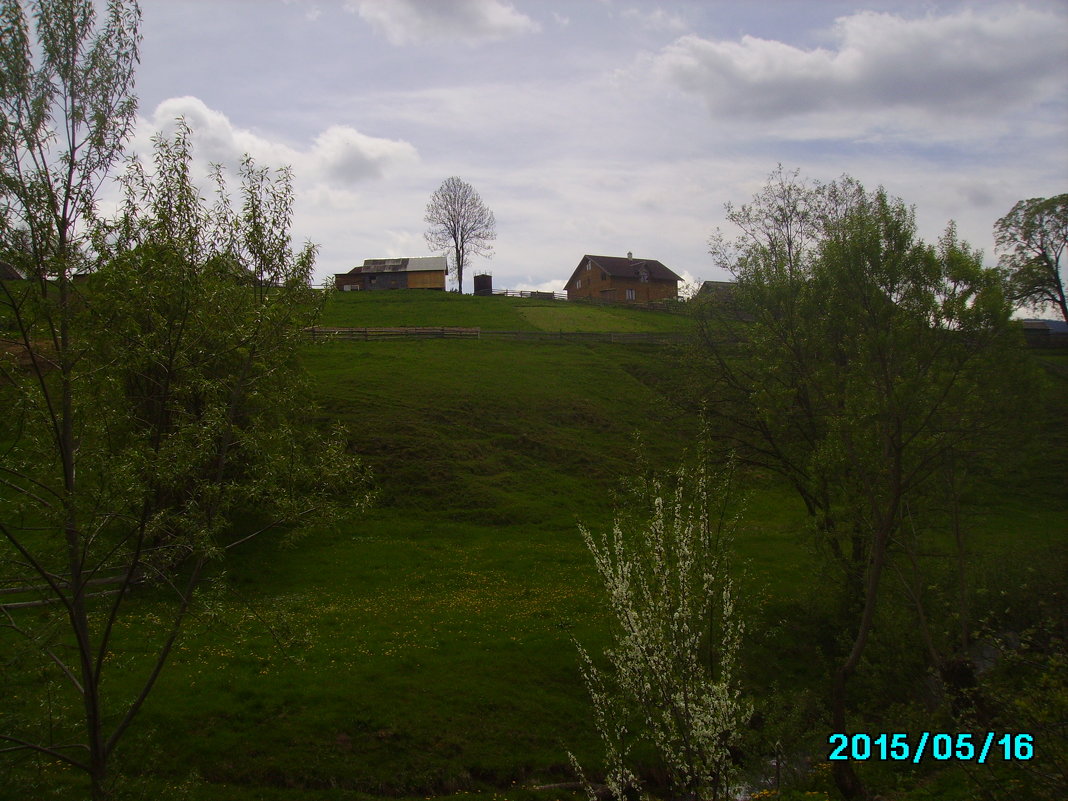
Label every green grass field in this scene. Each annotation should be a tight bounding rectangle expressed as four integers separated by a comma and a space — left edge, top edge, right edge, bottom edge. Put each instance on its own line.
2, 292, 1064, 801
318, 291, 694, 333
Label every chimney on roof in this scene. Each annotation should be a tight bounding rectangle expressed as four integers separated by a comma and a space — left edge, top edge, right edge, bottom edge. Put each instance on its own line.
627, 251, 633, 259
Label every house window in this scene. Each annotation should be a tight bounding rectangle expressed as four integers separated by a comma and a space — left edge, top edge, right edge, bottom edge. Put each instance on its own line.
575, 278, 582, 289
585, 262, 592, 271
626, 288, 636, 301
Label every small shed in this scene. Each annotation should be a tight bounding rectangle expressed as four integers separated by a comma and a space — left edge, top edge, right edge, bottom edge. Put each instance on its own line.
335, 256, 447, 291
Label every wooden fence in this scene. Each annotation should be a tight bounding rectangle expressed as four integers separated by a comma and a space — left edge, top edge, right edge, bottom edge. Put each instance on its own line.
473, 289, 568, 301
1024, 332, 1068, 348
306, 327, 688, 345
307, 326, 481, 341
472, 288, 687, 314
480, 330, 687, 344
0, 573, 136, 610
309, 326, 1068, 348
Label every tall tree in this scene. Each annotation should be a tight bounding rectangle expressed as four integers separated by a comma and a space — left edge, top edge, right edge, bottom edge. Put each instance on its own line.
1, 5, 141, 794
994, 194, 1068, 322
0, 2, 368, 795
696, 168, 1035, 800
424, 176, 495, 293
1, 122, 367, 801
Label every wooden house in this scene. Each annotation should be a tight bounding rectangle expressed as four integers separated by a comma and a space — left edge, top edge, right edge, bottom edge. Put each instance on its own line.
564, 253, 681, 303
0, 260, 26, 280
335, 256, 447, 292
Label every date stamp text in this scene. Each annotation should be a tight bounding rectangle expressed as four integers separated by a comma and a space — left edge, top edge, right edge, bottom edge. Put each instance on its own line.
828, 732, 1033, 763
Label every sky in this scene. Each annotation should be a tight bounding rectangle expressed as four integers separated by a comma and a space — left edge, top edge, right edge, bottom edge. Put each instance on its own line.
124, 0, 1068, 293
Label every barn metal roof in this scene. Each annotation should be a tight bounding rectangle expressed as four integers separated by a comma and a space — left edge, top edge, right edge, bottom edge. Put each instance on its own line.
345, 256, 447, 275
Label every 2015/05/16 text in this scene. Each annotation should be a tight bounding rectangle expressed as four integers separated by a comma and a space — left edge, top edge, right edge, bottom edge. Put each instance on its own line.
828, 732, 1033, 763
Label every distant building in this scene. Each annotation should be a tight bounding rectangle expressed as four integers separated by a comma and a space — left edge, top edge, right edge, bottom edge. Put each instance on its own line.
1020, 318, 1068, 347
335, 256, 447, 291
696, 280, 736, 300
0, 261, 26, 280
564, 253, 681, 303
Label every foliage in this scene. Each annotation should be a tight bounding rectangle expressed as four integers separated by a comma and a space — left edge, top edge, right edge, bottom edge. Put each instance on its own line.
0, 0, 141, 279
424, 176, 496, 294
2, 299, 1060, 798
1, 80, 366, 801
950, 545, 1068, 801
696, 167, 1038, 799
994, 194, 1068, 321
573, 443, 750, 801
319, 289, 695, 333
1, 4, 143, 795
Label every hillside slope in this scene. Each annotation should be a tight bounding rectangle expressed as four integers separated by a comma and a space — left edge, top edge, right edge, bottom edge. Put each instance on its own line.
4, 292, 1063, 801
319, 290, 695, 333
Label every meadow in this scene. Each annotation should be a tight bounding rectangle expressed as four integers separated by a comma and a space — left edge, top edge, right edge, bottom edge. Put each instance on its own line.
1, 291, 1064, 800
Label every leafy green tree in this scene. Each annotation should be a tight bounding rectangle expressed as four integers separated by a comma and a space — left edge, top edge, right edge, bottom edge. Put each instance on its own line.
2, 125, 368, 800
1, 4, 142, 794
0, 3, 368, 796
697, 168, 1035, 800
994, 194, 1068, 321
572, 445, 749, 801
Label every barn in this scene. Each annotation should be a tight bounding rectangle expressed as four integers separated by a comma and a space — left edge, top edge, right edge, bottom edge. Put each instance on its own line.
335, 257, 447, 291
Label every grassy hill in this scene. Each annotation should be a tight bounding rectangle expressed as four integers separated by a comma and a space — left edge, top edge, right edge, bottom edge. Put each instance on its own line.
319, 290, 695, 333
3, 292, 1065, 801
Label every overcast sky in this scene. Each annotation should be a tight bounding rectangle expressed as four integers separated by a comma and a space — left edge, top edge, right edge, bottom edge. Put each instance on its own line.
126, 0, 1068, 292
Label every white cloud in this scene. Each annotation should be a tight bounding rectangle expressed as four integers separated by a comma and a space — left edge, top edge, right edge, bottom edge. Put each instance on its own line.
623, 7, 686, 33
307, 125, 419, 185
281, 0, 322, 22
134, 97, 418, 188
124, 3, 1067, 291
653, 6, 1067, 133
347, 0, 540, 46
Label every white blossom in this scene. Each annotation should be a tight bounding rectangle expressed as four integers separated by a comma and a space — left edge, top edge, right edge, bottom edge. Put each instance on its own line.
574, 448, 751, 801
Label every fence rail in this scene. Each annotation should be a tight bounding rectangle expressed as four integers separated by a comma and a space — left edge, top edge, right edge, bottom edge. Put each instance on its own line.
480, 330, 686, 344
307, 326, 481, 341
1024, 332, 1068, 348
473, 288, 687, 314
306, 327, 688, 345
473, 289, 568, 301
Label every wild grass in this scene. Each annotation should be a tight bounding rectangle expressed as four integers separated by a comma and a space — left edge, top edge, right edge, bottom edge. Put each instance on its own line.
318, 290, 694, 334
1, 294, 1063, 800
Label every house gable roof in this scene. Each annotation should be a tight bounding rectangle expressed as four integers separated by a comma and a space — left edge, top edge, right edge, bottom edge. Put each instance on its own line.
565, 254, 681, 289
0, 260, 26, 280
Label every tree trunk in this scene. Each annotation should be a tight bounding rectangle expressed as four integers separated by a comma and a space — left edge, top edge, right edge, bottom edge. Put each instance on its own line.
829, 517, 894, 801
454, 244, 464, 294
831, 668, 867, 801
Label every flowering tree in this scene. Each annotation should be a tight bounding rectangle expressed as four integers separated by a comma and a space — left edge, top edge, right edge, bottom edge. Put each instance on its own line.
573, 448, 749, 801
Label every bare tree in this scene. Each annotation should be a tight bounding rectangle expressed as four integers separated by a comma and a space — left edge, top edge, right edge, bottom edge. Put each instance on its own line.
424, 176, 495, 293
